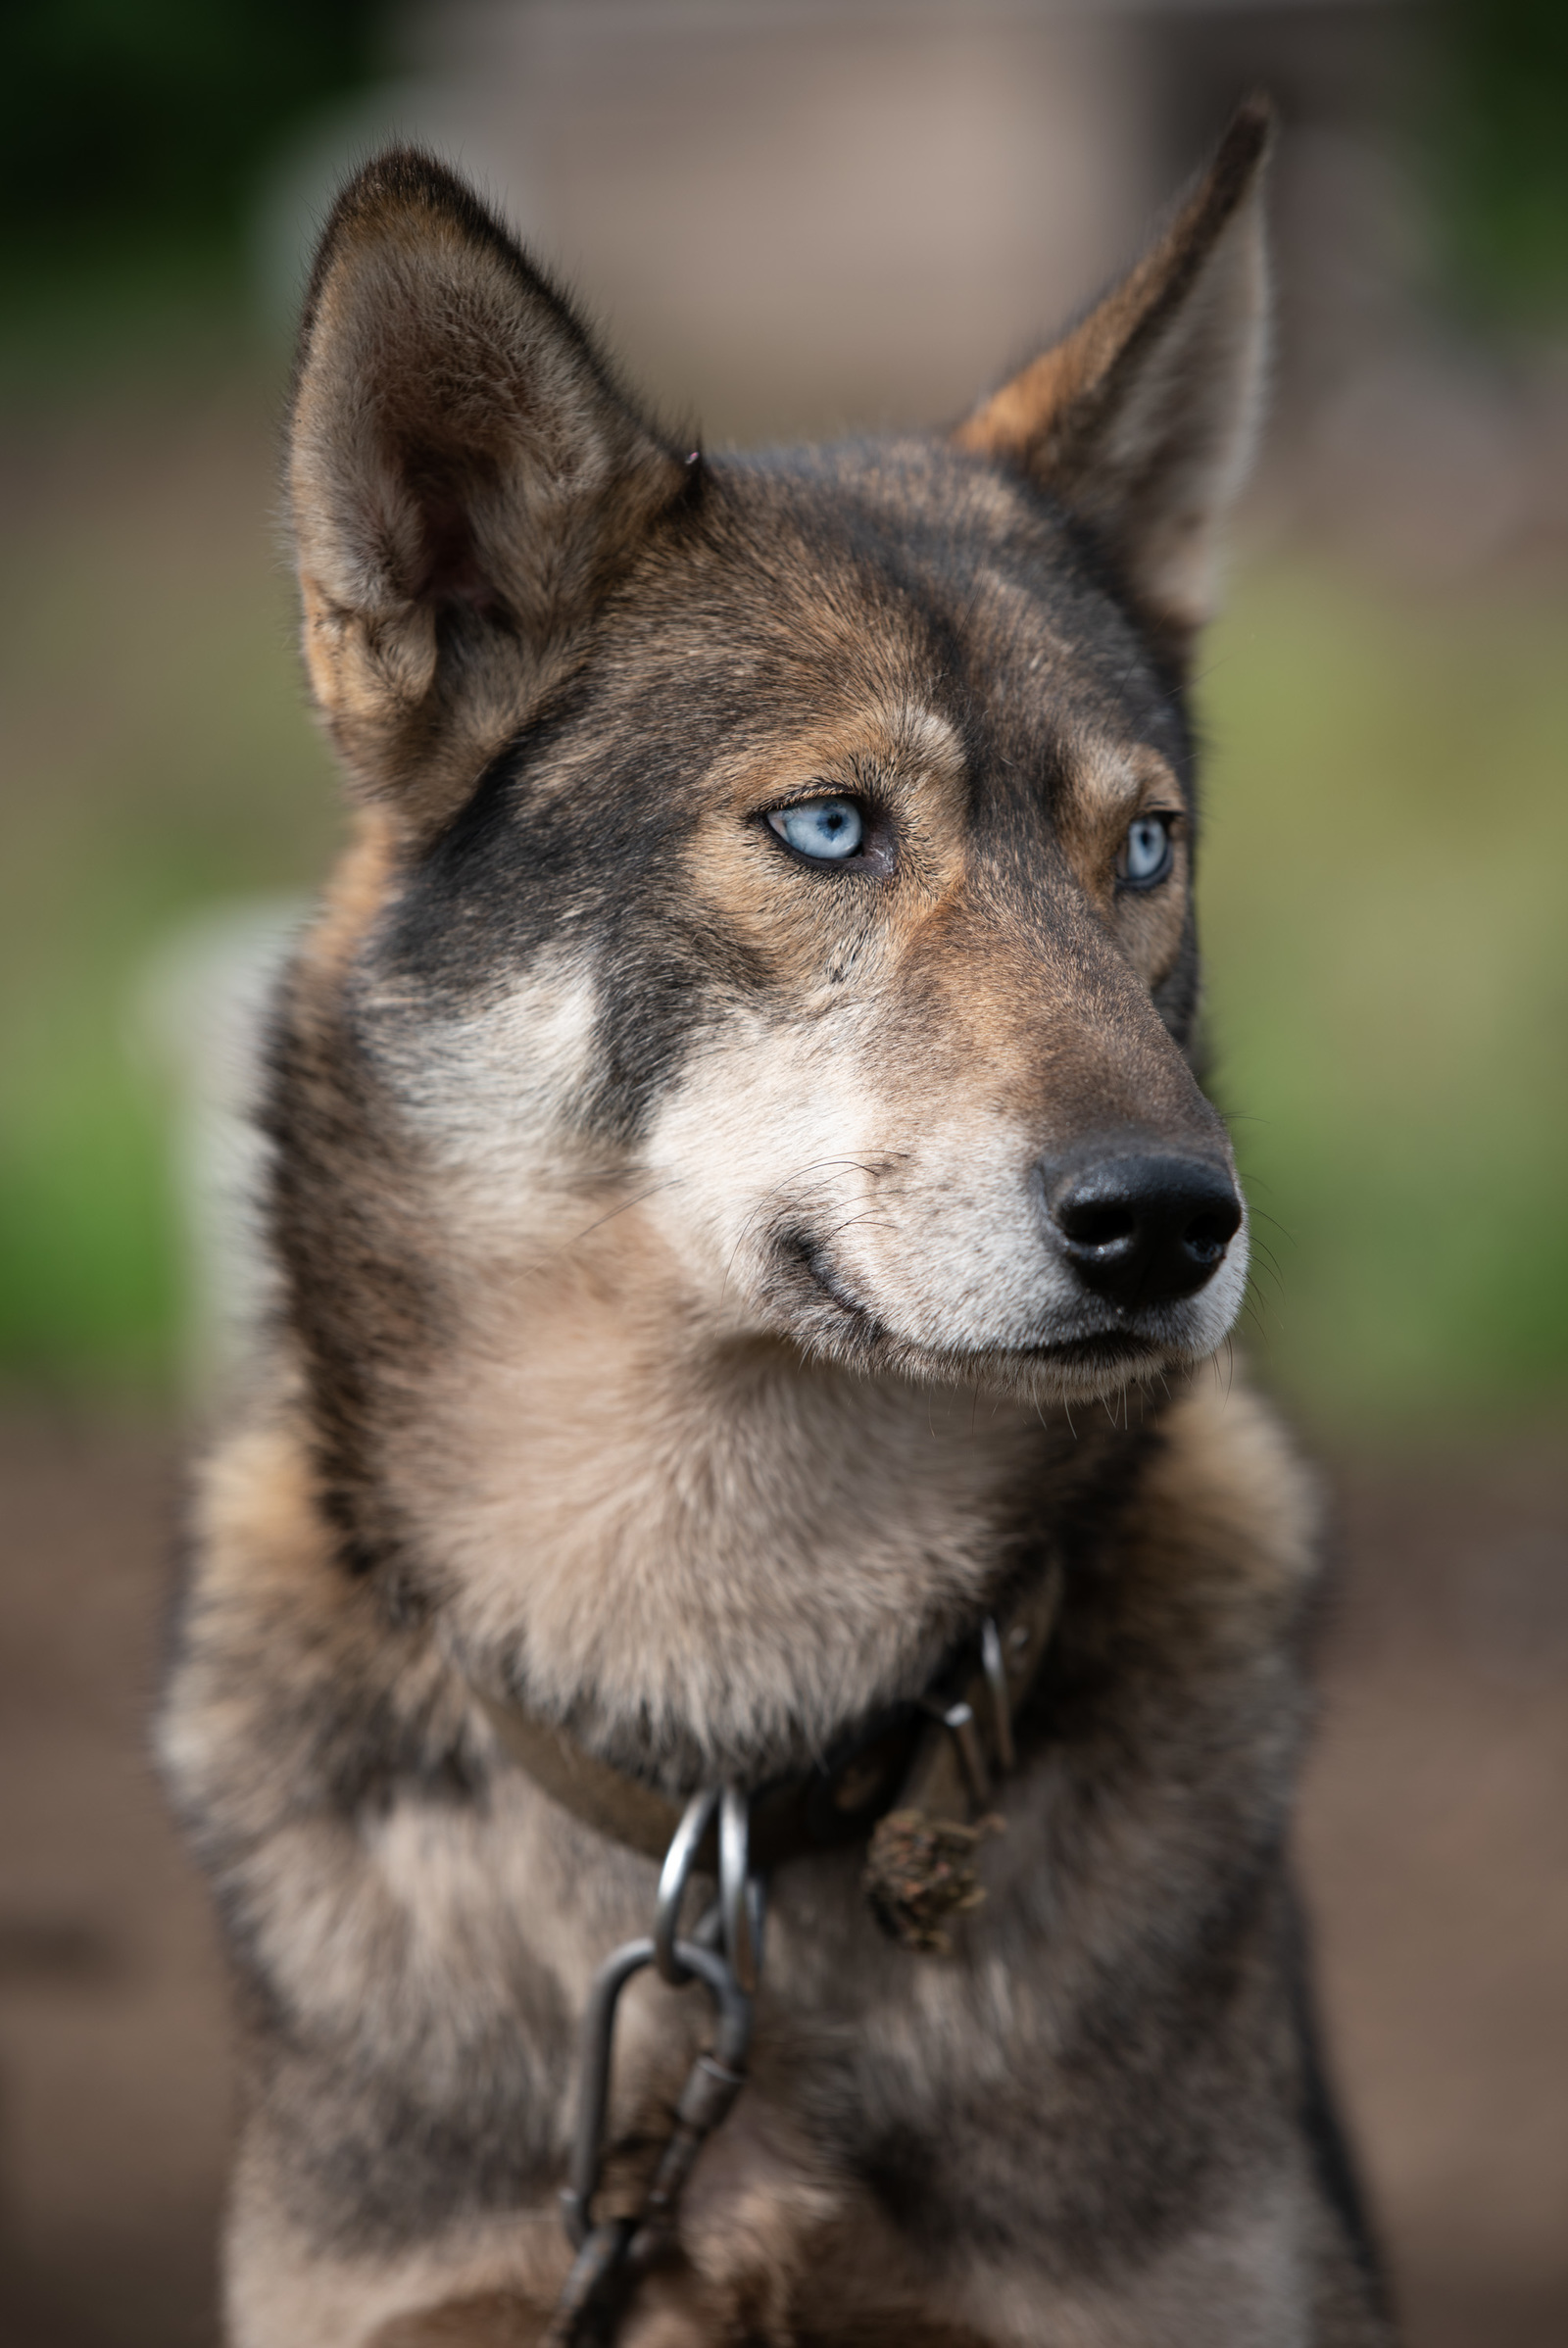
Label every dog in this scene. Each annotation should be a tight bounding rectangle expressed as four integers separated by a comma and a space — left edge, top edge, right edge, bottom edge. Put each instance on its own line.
159, 101, 1394, 2346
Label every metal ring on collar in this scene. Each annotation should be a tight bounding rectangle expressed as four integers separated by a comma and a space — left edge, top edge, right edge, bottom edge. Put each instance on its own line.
719, 1785, 761, 1992
654, 1786, 719, 1985
980, 1614, 1017, 1774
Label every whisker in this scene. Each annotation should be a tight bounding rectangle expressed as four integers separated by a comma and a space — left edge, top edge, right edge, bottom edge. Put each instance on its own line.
718, 1155, 877, 1304
562, 1179, 678, 1255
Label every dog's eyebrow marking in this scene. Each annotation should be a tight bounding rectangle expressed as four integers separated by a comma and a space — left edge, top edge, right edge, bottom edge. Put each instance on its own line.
712, 702, 961, 806
888, 703, 963, 773
1069, 742, 1179, 820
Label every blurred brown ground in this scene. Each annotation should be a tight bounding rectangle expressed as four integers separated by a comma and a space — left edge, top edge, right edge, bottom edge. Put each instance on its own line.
1, 1410, 1563, 2347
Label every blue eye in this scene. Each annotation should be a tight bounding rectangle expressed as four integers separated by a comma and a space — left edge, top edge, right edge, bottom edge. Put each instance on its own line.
768, 797, 865, 862
1119, 814, 1173, 887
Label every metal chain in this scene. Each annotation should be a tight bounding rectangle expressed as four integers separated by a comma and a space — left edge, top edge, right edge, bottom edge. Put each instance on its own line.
543, 1609, 1028, 2343
545, 1787, 762, 2347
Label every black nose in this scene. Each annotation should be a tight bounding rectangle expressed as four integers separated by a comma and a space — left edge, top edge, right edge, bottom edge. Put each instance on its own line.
1047, 1153, 1243, 1308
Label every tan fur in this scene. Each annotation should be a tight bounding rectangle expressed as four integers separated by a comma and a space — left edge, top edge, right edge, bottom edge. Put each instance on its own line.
303, 805, 401, 978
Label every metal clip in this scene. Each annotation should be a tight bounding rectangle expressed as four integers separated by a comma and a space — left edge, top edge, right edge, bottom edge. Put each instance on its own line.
560, 1936, 753, 2254
550, 1794, 767, 2342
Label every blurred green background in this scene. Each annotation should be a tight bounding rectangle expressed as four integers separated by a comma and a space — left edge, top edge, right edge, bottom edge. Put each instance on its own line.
1201, 566, 1568, 1432
0, 0, 1564, 1447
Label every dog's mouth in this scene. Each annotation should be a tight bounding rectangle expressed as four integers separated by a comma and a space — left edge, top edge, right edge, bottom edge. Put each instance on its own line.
773, 1229, 1194, 1394
983, 1326, 1173, 1398
784, 1233, 879, 1330
1017, 1330, 1159, 1369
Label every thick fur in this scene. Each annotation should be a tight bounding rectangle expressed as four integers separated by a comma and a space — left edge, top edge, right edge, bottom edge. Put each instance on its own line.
161, 105, 1393, 2345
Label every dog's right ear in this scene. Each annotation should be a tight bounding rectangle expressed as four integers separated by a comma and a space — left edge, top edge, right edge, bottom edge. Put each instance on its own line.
289, 149, 686, 836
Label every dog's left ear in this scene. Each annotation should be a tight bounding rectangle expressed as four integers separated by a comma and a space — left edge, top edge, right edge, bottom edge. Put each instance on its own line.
954, 100, 1273, 650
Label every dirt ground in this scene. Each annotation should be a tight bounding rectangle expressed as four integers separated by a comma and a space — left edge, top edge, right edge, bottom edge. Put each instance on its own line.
1, 1409, 1563, 2346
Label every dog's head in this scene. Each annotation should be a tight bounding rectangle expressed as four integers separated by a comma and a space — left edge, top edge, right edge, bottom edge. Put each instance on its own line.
284, 109, 1270, 1410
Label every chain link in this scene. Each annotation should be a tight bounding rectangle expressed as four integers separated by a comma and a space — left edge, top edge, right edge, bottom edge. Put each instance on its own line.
546, 1790, 762, 2347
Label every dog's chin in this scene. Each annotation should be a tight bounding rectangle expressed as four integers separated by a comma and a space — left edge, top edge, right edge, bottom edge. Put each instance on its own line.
888, 1329, 1187, 1407
764, 1234, 1228, 1404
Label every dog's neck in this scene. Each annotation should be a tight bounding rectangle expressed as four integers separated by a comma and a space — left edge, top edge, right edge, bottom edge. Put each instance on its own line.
346, 1204, 1140, 1785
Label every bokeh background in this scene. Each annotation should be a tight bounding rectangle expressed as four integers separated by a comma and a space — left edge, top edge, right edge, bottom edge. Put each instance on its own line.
2, 3, 1564, 2342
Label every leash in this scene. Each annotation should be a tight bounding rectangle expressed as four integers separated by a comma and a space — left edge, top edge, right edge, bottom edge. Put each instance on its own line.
483, 1561, 1065, 2346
